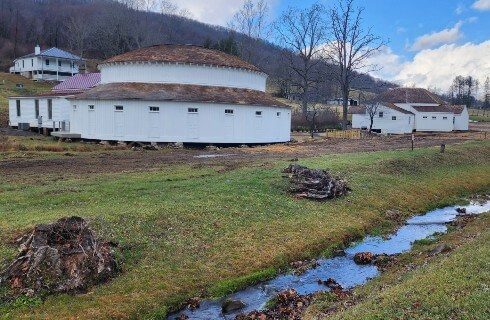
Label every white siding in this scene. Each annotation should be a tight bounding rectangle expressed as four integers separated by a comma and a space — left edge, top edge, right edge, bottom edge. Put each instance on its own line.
69, 100, 291, 143
8, 97, 71, 128
351, 105, 414, 134
100, 63, 267, 92
414, 113, 453, 132
453, 107, 469, 131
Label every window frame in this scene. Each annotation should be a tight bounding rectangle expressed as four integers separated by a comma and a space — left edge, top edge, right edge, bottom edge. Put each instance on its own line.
225, 109, 234, 115
276, 112, 281, 117
45, 59, 50, 66
378, 111, 384, 118
88, 105, 95, 111
432, 116, 437, 120
149, 106, 160, 113
255, 111, 263, 117
114, 105, 124, 112
443, 116, 448, 120
188, 107, 198, 113
391, 116, 397, 121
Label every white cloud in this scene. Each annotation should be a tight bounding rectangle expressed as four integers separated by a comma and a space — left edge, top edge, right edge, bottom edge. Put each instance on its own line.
364, 46, 405, 80
472, 0, 490, 10
455, 4, 464, 14
395, 41, 490, 94
174, 0, 278, 26
410, 22, 463, 51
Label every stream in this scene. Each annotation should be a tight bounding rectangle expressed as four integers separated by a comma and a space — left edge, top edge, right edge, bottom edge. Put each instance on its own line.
169, 199, 490, 320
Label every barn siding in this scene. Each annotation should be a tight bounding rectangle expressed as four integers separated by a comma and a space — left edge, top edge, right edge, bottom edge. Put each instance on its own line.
70, 100, 291, 143
100, 63, 267, 92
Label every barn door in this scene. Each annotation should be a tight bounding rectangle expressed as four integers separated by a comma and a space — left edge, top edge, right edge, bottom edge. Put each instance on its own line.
187, 108, 199, 140
88, 106, 96, 136
148, 106, 160, 138
224, 109, 235, 141
114, 106, 124, 138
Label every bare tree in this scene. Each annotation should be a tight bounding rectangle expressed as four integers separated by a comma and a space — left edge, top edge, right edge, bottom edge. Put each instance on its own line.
229, 0, 270, 63
365, 103, 380, 132
274, 3, 327, 119
484, 77, 490, 109
325, 0, 385, 129
66, 16, 91, 58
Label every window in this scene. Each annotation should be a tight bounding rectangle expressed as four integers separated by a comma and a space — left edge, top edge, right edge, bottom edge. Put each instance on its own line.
378, 112, 384, 118
392, 116, 397, 120
188, 108, 198, 113
35, 100, 39, 118
432, 116, 436, 120
31, 59, 34, 67
16, 100, 21, 117
453, 117, 456, 124
255, 111, 262, 116
58, 60, 62, 67
88, 105, 95, 111
443, 116, 448, 120
225, 109, 234, 114
277, 112, 281, 117
73, 105, 77, 111
22, 60, 24, 68
45, 59, 50, 66
149, 106, 159, 112
47, 99, 53, 120
423, 116, 428, 119
115, 105, 124, 111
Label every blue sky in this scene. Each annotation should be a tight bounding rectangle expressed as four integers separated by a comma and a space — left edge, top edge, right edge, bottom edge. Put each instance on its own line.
174, 0, 489, 93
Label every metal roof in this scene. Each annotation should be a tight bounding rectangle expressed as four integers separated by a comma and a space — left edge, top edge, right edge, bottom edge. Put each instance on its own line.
53, 73, 101, 92
17, 47, 82, 61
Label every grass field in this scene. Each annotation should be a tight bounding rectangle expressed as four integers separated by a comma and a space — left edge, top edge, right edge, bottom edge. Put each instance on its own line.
0, 141, 489, 319
0, 73, 52, 126
305, 212, 490, 320
469, 108, 490, 123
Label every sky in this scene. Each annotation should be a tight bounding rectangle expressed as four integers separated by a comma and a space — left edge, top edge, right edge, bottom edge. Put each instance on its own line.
172, 0, 490, 94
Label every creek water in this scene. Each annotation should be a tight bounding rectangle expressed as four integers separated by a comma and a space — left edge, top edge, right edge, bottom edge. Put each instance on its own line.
169, 199, 490, 320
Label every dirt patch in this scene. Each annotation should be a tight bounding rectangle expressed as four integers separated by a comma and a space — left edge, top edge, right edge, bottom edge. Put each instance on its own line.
0, 131, 484, 183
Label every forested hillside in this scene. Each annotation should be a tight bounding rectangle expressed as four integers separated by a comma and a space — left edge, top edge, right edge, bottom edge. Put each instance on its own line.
0, 0, 397, 98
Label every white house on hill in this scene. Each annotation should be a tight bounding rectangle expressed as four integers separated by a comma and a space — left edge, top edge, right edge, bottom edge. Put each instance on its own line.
9, 45, 82, 81
66, 44, 291, 144
350, 88, 469, 134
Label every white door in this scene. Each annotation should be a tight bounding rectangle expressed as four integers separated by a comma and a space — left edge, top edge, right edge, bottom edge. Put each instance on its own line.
114, 108, 124, 138
149, 109, 160, 138
88, 109, 96, 136
224, 113, 235, 141
187, 113, 199, 140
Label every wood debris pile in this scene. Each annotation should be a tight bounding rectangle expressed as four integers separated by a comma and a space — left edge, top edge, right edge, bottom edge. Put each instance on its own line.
283, 165, 350, 201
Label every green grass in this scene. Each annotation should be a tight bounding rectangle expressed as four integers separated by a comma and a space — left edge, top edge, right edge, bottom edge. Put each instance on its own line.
305, 212, 490, 320
0, 72, 52, 126
0, 141, 489, 319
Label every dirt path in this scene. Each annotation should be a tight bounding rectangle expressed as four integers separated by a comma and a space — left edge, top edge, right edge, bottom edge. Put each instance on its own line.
0, 131, 484, 183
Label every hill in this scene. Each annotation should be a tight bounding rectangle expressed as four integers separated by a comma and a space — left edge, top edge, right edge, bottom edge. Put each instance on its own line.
0, 73, 52, 126
0, 0, 397, 99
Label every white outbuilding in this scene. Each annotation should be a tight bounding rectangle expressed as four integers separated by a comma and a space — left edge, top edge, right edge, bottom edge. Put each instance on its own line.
8, 73, 101, 131
68, 45, 291, 144
350, 88, 468, 134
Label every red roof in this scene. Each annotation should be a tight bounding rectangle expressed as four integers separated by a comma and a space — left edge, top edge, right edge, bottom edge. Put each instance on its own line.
53, 73, 101, 92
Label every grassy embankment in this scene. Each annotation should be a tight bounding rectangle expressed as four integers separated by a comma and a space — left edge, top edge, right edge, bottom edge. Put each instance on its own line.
0, 73, 51, 127
305, 212, 490, 320
469, 108, 490, 123
0, 141, 489, 319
